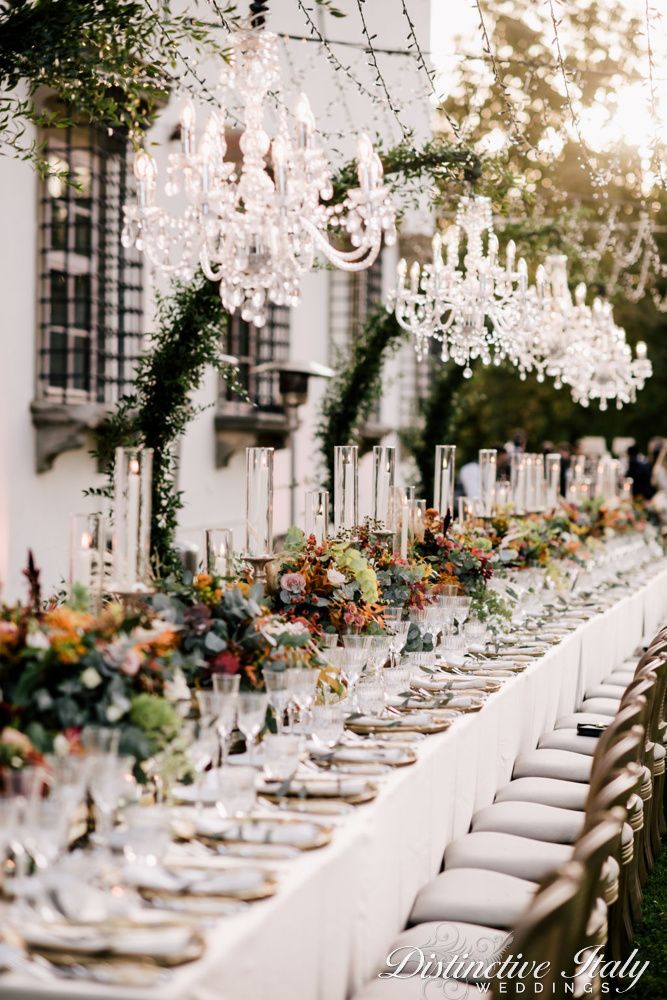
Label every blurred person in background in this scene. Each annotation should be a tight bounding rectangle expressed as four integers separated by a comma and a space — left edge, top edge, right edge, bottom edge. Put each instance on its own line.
626, 444, 655, 500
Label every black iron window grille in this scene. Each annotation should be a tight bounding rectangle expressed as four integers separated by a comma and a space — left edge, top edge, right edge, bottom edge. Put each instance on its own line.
220, 305, 291, 412
37, 125, 143, 403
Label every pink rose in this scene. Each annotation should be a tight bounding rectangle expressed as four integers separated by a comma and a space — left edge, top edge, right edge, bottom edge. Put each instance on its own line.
120, 649, 142, 676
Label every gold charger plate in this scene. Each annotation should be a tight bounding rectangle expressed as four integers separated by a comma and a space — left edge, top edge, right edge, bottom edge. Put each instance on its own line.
140, 872, 278, 904
199, 815, 333, 851
346, 715, 453, 735
321, 746, 418, 768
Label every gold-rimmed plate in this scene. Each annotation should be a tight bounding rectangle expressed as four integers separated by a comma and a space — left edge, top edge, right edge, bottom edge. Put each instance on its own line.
195, 814, 334, 851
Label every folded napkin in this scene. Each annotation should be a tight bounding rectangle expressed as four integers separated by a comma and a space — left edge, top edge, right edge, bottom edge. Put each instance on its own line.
196, 815, 324, 847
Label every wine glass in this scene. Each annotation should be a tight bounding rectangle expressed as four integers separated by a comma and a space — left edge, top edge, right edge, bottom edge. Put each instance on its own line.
452, 596, 472, 633
237, 692, 268, 764
367, 634, 392, 675
183, 721, 219, 810
264, 668, 291, 734
287, 669, 320, 733
317, 633, 339, 650
385, 620, 411, 668
212, 674, 240, 763
45, 753, 89, 813
89, 754, 135, 845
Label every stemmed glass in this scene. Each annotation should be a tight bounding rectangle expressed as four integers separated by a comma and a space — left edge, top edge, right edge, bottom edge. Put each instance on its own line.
264, 668, 291, 734
262, 734, 301, 782
367, 634, 392, 676
88, 754, 135, 846
286, 669, 319, 735
327, 648, 365, 709
183, 721, 219, 810
451, 596, 472, 634
45, 753, 89, 813
22, 797, 70, 879
212, 674, 240, 763
82, 726, 120, 755
317, 633, 339, 650
237, 692, 268, 764
383, 612, 411, 668
1, 768, 45, 897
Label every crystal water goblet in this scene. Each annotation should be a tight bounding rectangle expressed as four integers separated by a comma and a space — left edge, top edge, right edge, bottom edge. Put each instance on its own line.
262, 734, 301, 783
310, 703, 346, 748
356, 675, 386, 716
264, 668, 291, 734
237, 692, 268, 764
214, 766, 257, 818
212, 674, 240, 763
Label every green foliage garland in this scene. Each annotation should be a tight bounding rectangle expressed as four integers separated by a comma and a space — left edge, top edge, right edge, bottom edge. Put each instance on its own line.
91, 273, 245, 577
316, 307, 406, 494
0, 0, 218, 168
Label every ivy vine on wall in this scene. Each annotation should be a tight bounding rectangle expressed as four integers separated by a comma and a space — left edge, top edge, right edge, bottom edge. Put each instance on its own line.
90, 273, 245, 577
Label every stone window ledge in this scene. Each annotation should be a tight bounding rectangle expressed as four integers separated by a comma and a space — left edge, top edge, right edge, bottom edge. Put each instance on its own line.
31, 399, 110, 473
214, 408, 289, 468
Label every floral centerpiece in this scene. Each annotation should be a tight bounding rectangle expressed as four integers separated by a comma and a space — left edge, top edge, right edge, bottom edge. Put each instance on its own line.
153, 573, 327, 689
270, 528, 384, 633
413, 510, 494, 593
0, 596, 189, 778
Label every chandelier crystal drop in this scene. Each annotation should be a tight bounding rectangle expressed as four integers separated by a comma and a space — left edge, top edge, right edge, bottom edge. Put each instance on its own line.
122, 29, 396, 327
389, 195, 529, 377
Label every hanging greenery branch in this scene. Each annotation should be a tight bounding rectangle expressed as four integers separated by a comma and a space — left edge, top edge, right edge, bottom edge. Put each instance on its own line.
316, 307, 406, 495
90, 273, 245, 577
0, 0, 218, 168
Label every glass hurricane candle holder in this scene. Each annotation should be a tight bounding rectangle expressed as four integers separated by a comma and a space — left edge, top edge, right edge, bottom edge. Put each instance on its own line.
511, 452, 526, 515
110, 446, 154, 595
206, 528, 234, 578
245, 447, 274, 558
413, 499, 427, 541
69, 513, 105, 608
546, 453, 561, 510
392, 487, 411, 559
434, 445, 456, 516
372, 445, 395, 529
334, 445, 358, 532
305, 490, 329, 544
478, 449, 497, 518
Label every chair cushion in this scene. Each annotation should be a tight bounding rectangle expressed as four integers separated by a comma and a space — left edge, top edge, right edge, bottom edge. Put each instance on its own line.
554, 712, 611, 732
537, 729, 600, 756
494, 776, 589, 811
512, 749, 593, 783
383, 921, 510, 981
605, 671, 635, 685
409, 867, 537, 929
353, 974, 480, 998
578, 697, 622, 716
444, 831, 572, 882
472, 800, 584, 844
585, 683, 627, 700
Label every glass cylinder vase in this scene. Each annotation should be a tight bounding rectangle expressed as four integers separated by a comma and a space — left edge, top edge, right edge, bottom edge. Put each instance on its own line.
206, 528, 234, 578
546, 453, 561, 510
478, 449, 497, 518
372, 445, 395, 529
510, 452, 526, 515
433, 445, 456, 516
110, 446, 153, 594
69, 513, 105, 608
334, 446, 358, 532
305, 490, 329, 544
245, 448, 274, 557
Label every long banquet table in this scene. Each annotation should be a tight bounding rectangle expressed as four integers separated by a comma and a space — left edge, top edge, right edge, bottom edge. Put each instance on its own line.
4, 562, 667, 1000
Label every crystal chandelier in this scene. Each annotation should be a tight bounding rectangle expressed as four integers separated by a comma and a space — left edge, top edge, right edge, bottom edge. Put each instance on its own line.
389, 195, 529, 377
122, 13, 396, 327
564, 298, 652, 411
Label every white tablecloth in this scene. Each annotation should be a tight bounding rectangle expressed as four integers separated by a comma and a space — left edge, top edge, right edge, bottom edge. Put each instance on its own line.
4, 565, 667, 1000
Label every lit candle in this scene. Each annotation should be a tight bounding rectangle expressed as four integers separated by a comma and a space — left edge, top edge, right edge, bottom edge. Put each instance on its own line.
400, 495, 409, 559
126, 456, 140, 588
